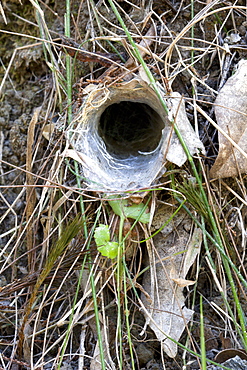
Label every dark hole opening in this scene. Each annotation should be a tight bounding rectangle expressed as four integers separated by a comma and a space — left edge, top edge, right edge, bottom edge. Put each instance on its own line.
98, 101, 164, 157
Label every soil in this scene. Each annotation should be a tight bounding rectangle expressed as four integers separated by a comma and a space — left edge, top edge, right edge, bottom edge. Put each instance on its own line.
1, 1, 247, 369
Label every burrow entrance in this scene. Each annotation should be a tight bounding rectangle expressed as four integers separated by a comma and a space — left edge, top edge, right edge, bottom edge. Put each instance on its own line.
98, 101, 165, 157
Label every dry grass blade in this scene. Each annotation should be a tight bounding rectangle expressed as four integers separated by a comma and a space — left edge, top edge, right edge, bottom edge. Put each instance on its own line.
26, 107, 41, 270
16, 214, 84, 358
0, 1, 7, 24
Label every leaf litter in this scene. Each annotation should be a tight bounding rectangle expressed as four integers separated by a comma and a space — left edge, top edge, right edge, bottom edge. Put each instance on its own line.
1, 1, 247, 370
141, 204, 201, 358
210, 59, 247, 178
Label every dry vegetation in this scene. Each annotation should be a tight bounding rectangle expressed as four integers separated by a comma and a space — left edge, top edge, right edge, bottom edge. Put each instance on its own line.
1, 1, 247, 369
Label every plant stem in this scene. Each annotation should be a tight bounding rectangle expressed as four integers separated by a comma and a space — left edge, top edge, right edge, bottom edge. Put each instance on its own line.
200, 295, 207, 370
116, 215, 125, 368
88, 206, 107, 370
64, 0, 72, 124
191, 0, 194, 63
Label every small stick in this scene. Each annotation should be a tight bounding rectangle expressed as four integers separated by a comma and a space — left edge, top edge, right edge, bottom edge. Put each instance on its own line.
60, 36, 125, 67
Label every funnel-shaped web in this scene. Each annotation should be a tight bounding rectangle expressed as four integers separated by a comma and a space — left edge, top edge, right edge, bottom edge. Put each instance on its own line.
67, 80, 176, 191
67, 80, 204, 191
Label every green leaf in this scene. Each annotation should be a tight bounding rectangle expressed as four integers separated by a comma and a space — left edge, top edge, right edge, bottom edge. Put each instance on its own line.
94, 225, 119, 259
124, 202, 150, 224
94, 224, 110, 246
108, 198, 150, 224
98, 242, 119, 259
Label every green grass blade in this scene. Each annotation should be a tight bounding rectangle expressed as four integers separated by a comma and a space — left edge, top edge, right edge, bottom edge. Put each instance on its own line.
200, 295, 207, 370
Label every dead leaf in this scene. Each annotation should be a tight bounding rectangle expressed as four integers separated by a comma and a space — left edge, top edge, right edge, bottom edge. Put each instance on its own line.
170, 277, 196, 287
90, 341, 103, 370
42, 122, 55, 140
141, 205, 202, 358
150, 203, 185, 234
23, 322, 32, 364
165, 92, 205, 166
210, 59, 247, 178
215, 349, 247, 363
183, 226, 202, 276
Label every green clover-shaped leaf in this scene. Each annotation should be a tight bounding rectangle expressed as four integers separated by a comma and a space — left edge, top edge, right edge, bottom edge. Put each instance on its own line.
94, 224, 119, 259
98, 242, 119, 259
94, 224, 110, 246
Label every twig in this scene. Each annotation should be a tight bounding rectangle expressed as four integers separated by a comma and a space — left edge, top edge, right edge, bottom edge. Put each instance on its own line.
60, 36, 126, 66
